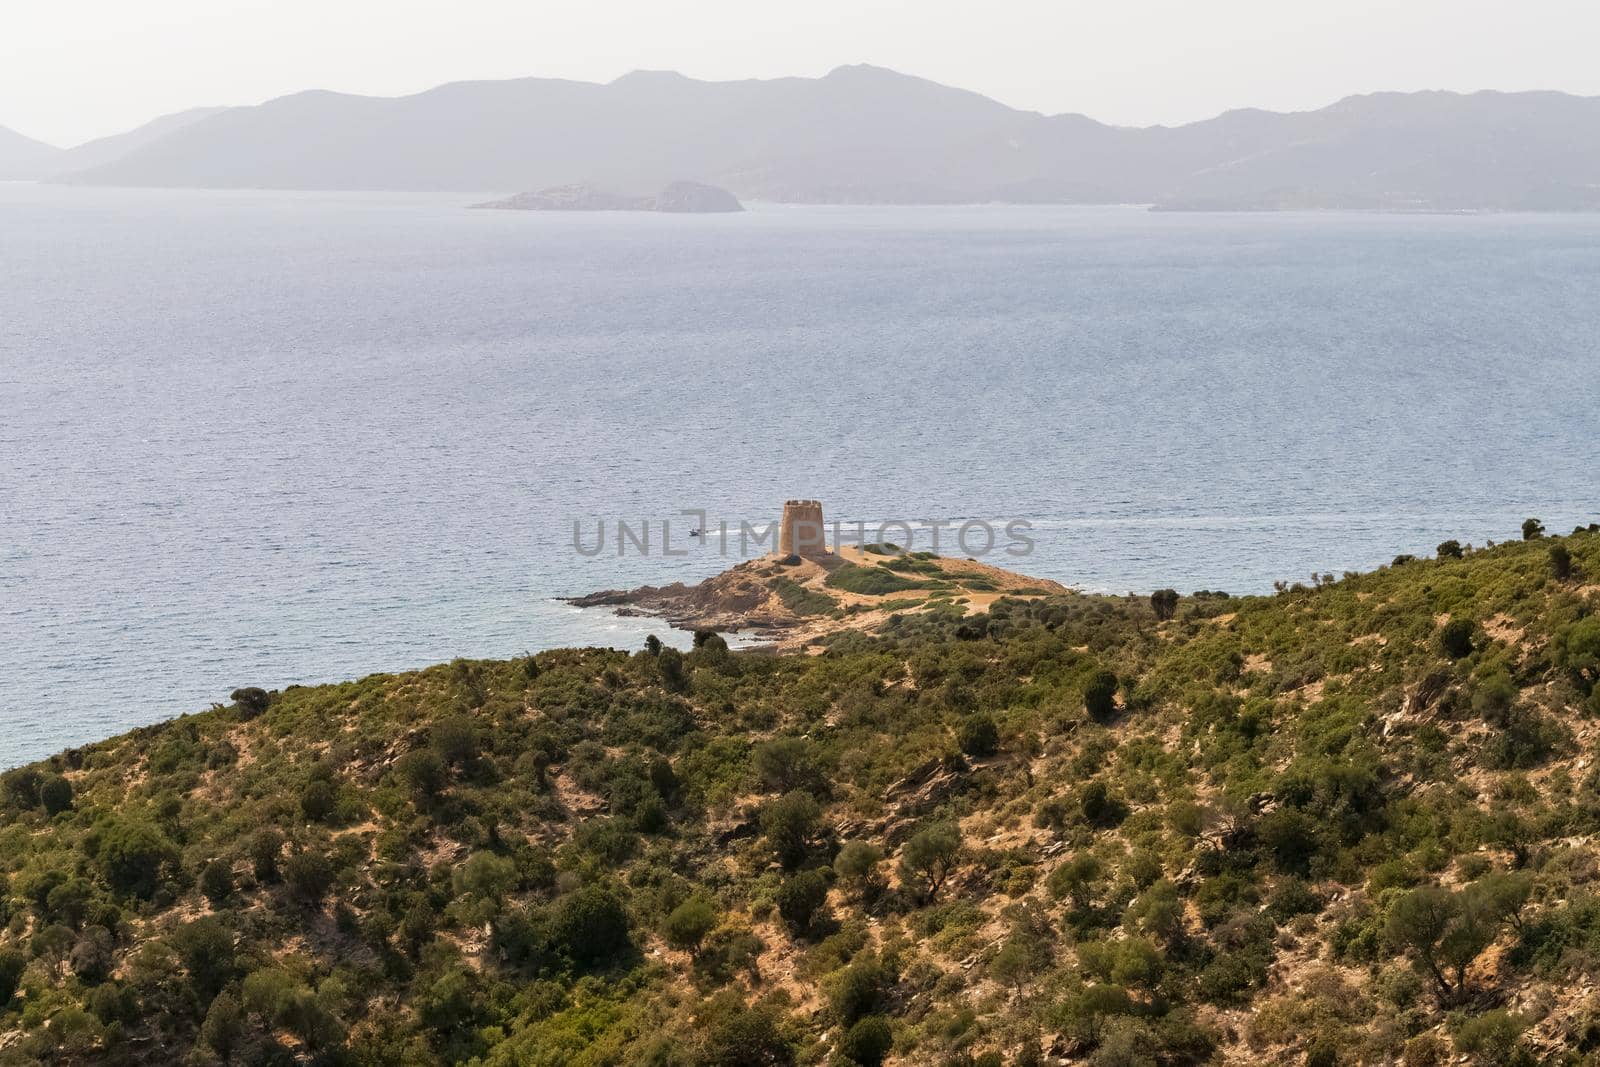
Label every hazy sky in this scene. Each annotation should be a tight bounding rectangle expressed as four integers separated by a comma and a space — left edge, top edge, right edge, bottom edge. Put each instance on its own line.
6, 0, 1600, 146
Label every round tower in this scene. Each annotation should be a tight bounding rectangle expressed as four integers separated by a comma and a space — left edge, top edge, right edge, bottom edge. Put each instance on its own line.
778, 499, 828, 558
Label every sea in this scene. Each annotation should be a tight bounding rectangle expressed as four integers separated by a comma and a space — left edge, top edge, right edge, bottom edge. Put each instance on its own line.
3, 183, 1598, 767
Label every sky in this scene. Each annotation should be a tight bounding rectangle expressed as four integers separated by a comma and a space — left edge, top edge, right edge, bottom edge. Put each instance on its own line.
5, 0, 1600, 147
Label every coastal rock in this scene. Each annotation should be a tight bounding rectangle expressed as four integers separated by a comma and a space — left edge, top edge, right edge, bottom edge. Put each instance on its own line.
471, 184, 650, 211
472, 180, 743, 213
651, 180, 744, 213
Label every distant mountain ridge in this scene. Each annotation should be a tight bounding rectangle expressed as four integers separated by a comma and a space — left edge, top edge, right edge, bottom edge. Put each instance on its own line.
20, 67, 1600, 209
55, 106, 229, 173
0, 107, 228, 180
0, 124, 61, 179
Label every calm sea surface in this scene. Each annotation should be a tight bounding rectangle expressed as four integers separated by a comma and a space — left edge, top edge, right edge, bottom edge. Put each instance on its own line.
3, 184, 1598, 767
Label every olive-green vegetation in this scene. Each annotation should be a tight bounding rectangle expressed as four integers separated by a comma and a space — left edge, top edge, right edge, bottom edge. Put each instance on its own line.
824, 563, 934, 597
769, 577, 841, 618
3, 526, 1600, 1065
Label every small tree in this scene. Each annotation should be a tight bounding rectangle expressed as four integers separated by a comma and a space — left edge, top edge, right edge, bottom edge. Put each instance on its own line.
775, 870, 830, 935
1061, 983, 1133, 1046
550, 884, 631, 966
838, 1015, 893, 1067
172, 915, 238, 1000
39, 774, 74, 815
957, 713, 999, 757
1440, 618, 1475, 660
0, 949, 24, 1007
698, 1005, 795, 1067
657, 647, 689, 693
834, 841, 884, 900
643, 634, 663, 656
1454, 1010, 1530, 1064
230, 687, 271, 719
991, 938, 1041, 994
199, 859, 234, 906
662, 895, 719, 959
1550, 543, 1574, 580
1437, 540, 1465, 560
1047, 853, 1102, 910
431, 715, 479, 766
762, 790, 822, 869
299, 779, 337, 823
96, 819, 177, 899
899, 822, 962, 904
453, 852, 516, 918
282, 851, 335, 906
199, 992, 245, 1059
1469, 871, 1532, 930
1385, 885, 1498, 1002
1124, 880, 1184, 944
398, 748, 447, 798
752, 737, 821, 794
1150, 589, 1180, 621
249, 829, 284, 882
829, 955, 890, 1024
1084, 670, 1119, 723
1522, 517, 1545, 540
1079, 780, 1127, 829
1557, 617, 1600, 693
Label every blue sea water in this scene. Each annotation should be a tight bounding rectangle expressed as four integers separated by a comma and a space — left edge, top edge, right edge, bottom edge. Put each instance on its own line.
2, 183, 1598, 767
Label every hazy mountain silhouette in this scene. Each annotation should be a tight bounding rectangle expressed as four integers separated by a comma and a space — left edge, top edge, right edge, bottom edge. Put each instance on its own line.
38, 67, 1600, 209
55, 106, 230, 173
0, 125, 61, 179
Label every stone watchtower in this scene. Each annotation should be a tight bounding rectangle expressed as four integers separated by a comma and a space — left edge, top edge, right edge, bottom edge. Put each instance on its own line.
778, 499, 829, 558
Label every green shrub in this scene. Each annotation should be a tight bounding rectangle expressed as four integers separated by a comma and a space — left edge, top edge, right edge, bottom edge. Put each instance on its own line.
1453, 1010, 1530, 1066
550, 884, 631, 966
199, 859, 233, 906
699, 1004, 795, 1067
299, 779, 337, 822
762, 790, 822, 869
281, 851, 334, 905
1084, 670, 1119, 723
95, 819, 177, 899
776, 870, 830, 935
0, 949, 25, 1008
1440, 618, 1475, 659
835, 841, 884, 899
39, 774, 73, 815
662, 895, 719, 957
837, 1015, 893, 1066
957, 713, 999, 757
829, 955, 890, 1025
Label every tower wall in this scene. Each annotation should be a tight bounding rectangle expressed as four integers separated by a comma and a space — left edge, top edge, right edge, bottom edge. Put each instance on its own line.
778, 499, 828, 557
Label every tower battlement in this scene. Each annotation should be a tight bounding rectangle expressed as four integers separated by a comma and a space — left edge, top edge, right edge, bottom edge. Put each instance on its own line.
778, 499, 828, 558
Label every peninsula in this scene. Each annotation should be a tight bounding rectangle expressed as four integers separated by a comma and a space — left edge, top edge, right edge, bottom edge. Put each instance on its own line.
568, 500, 1069, 646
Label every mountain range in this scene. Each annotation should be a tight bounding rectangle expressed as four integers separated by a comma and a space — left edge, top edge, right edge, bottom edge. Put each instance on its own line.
7, 66, 1600, 210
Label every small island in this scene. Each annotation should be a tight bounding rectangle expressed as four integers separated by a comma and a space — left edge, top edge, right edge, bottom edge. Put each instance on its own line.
472, 180, 744, 213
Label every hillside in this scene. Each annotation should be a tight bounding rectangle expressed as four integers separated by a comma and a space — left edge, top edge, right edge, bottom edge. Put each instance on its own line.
3, 524, 1600, 1065
52, 107, 230, 175
0, 125, 61, 180
48, 69, 1600, 211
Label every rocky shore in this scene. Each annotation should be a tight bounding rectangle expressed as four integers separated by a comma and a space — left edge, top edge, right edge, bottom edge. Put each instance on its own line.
566, 544, 1069, 648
